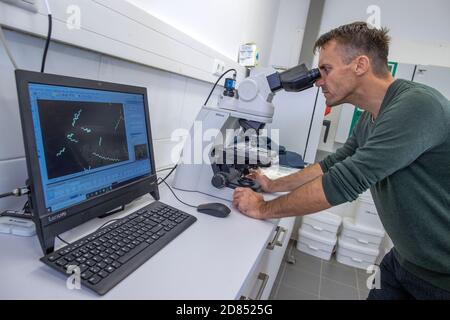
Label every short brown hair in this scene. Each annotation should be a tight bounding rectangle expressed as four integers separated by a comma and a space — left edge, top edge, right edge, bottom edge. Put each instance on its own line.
314, 22, 391, 77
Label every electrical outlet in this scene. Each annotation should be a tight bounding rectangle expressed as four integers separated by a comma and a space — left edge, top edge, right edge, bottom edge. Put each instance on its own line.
212, 59, 225, 76
0, 0, 38, 13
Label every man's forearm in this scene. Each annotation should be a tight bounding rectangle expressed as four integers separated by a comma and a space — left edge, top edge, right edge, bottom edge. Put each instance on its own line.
262, 175, 331, 218
269, 163, 324, 192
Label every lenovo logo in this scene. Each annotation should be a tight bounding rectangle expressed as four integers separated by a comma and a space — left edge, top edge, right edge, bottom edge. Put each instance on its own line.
48, 211, 67, 223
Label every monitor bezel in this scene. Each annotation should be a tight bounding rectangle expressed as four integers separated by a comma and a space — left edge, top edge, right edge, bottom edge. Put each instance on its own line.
15, 69, 160, 254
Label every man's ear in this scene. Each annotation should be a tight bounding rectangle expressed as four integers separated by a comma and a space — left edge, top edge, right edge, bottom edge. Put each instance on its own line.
354, 55, 370, 76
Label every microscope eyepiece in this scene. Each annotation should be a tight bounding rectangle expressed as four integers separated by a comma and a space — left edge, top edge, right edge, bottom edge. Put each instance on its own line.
266, 64, 321, 93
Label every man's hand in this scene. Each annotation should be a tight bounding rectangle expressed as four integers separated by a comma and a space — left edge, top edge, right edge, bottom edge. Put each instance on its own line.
232, 187, 267, 219
246, 169, 273, 193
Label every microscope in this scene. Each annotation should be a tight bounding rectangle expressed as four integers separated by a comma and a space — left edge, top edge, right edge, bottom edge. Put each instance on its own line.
172, 64, 321, 201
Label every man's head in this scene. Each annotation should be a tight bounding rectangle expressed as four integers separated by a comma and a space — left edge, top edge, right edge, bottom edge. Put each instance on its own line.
314, 22, 391, 106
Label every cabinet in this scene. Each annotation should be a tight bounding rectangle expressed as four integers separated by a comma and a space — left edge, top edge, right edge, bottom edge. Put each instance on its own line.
238, 216, 295, 300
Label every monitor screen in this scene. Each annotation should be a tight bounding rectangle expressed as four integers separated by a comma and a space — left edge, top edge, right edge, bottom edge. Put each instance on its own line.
28, 83, 152, 214
16, 70, 159, 254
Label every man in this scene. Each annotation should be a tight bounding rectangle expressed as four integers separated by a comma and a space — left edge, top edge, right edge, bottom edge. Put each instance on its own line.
232, 22, 450, 300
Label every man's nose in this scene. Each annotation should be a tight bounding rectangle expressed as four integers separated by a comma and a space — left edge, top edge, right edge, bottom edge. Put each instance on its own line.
315, 77, 325, 87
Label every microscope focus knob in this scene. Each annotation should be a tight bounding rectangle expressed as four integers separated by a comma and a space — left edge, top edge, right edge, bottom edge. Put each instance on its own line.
237, 79, 258, 101
211, 172, 227, 189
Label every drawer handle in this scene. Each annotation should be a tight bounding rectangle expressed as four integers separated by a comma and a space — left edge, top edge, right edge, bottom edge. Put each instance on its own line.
351, 257, 363, 263
255, 272, 269, 300
307, 244, 319, 251
240, 273, 270, 300
357, 239, 369, 244
267, 226, 287, 250
275, 227, 287, 247
312, 226, 323, 231
239, 272, 269, 300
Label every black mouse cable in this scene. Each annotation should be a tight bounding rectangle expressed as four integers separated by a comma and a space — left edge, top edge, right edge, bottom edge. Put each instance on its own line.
56, 235, 71, 246
157, 164, 178, 186
160, 179, 197, 209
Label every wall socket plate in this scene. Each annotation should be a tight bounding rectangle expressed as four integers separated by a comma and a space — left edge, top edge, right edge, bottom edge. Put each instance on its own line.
0, 0, 38, 13
212, 59, 225, 76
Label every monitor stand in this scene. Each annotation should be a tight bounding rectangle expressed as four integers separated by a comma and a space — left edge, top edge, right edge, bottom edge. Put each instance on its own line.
98, 205, 125, 219
96, 189, 159, 218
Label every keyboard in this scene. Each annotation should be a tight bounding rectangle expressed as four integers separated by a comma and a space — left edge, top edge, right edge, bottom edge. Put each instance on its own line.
41, 201, 197, 295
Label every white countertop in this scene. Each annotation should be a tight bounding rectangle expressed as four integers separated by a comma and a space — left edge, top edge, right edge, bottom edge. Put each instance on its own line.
0, 176, 282, 299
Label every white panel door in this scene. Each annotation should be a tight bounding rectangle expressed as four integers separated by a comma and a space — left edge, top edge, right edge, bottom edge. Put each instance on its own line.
269, 88, 321, 163
335, 104, 356, 144
395, 63, 416, 81
413, 65, 450, 100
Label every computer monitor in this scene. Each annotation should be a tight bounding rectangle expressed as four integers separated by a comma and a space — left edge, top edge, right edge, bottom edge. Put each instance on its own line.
15, 70, 159, 254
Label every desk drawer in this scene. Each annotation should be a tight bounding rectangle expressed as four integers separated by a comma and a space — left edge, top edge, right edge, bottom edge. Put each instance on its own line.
239, 217, 295, 300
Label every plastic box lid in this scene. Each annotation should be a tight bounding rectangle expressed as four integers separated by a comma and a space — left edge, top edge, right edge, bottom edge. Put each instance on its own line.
303, 210, 342, 227
359, 190, 374, 203
298, 228, 337, 245
343, 218, 385, 237
338, 236, 379, 256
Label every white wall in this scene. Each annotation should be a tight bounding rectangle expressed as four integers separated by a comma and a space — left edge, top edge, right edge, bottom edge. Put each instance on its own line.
127, 0, 281, 67
268, 0, 311, 69
318, 0, 450, 68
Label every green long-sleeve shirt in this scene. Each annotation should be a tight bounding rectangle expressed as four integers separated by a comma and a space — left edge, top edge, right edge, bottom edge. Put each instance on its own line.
319, 79, 450, 292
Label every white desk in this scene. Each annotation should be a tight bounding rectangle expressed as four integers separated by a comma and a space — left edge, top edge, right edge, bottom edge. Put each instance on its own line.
0, 177, 282, 299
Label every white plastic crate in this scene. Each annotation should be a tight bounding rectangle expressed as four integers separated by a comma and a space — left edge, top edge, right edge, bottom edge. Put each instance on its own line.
359, 190, 373, 202
296, 228, 336, 261
336, 237, 379, 270
301, 211, 342, 240
340, 218, 385, 250
354, 196, 384, 230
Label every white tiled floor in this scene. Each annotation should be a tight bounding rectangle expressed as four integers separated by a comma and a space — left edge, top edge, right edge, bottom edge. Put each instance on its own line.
270, 240, 372, 300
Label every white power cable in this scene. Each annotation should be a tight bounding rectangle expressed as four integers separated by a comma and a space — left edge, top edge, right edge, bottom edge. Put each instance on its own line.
0, 24, 18, 70
44, 0, 52, 15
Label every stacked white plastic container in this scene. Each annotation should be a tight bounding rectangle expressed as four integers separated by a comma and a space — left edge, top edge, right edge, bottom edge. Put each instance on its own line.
297, 211, 342, 261
336, 190, 386, 270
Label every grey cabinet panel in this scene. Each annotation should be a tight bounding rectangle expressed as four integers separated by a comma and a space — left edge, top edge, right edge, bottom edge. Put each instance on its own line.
413, 65, 450, 100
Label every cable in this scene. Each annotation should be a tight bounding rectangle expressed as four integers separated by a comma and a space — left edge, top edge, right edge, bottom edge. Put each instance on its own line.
161, 179, 197, 209
157, 164, 178, 186
57, 235, 71, 246
204, 68, 236, 106
0, 186, 30, 199
0, 210, 32, 219
156, 167, 176, 173
0, 191, 14, 199
0, 25, 18, 69
40, 0, 52, 73
59, 217, 122, 246
96, 218, 121, 232
22, 200, 30, 213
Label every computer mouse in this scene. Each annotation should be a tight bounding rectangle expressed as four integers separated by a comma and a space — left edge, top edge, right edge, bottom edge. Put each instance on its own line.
197, 203, 231, 218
